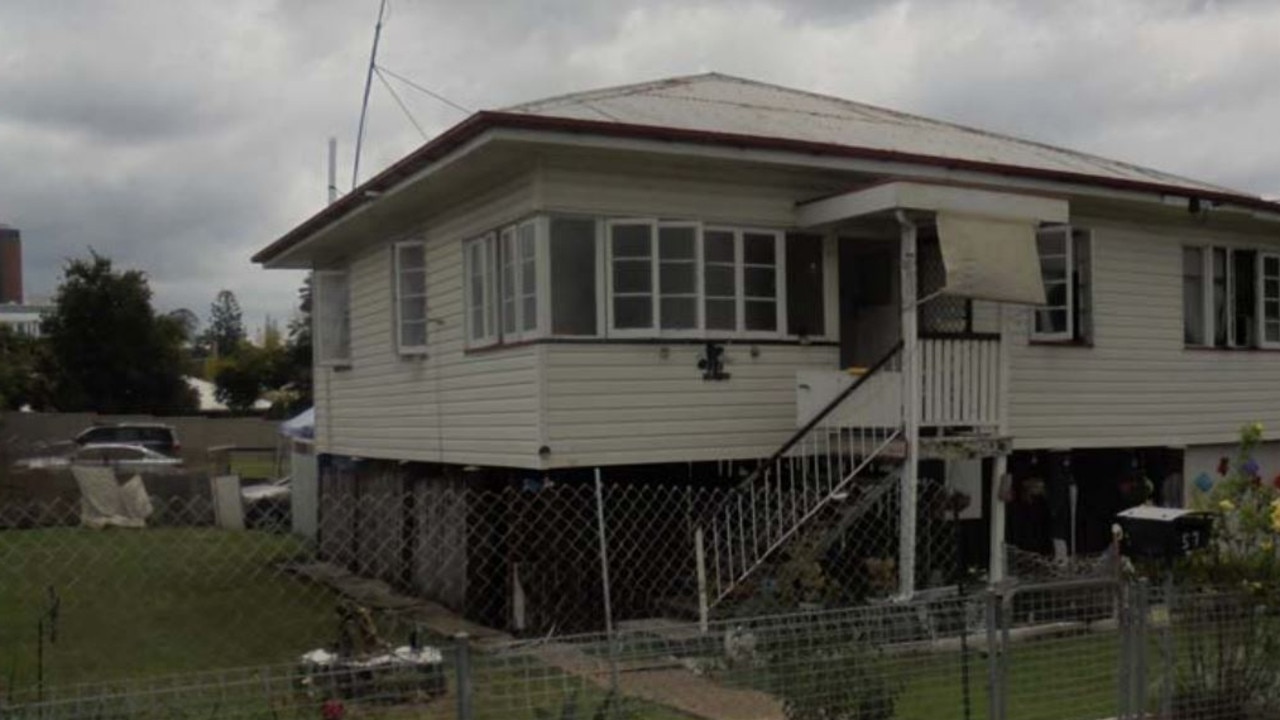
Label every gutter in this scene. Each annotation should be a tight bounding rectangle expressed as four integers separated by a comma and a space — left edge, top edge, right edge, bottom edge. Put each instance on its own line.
254, 112, 1280, 265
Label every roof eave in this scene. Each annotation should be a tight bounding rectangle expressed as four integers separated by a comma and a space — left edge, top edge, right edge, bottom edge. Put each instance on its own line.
254, 112, 1280, 265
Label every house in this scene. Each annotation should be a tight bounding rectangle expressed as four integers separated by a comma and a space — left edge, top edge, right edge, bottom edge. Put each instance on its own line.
254, 73, 1280, 625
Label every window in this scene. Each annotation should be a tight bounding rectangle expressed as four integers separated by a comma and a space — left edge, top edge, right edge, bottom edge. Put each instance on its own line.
608, 220, 656, 331
1182, 246, 1206, 346
315, 270, 351, 364
464, 234, 497, 346
1032, 226, 1091, 343
394, 241, 428, 353
1263, 254, 1280, 347
1183, 246, 1278, 349
497, 221, 539, 339
701, 228, 786, 335
550, 217, 599, 335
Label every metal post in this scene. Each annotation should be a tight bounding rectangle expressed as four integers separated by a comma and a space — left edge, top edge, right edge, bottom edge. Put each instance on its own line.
989, 456, 1008, 584
1160, 569, 1174, 718
1117, 582, 1132, 719
327, 138, 338, 205
455, 632, 473, 720
985, 589, 1002, 720
896, 210, 920, 600
594, 468, 620, 694
1134, 581, 1149, 718
695, 527, 709, 633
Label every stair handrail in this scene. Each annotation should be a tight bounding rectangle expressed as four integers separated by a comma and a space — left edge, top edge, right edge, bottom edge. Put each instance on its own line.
738, 339, 905, 488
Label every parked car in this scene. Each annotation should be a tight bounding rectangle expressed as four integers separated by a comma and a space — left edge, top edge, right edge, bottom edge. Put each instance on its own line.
15, 443, 184, 474
74, 423, 181, 457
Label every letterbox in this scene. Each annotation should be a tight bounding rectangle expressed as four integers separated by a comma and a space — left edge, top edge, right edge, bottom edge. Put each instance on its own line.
1115, 506, 1213, 560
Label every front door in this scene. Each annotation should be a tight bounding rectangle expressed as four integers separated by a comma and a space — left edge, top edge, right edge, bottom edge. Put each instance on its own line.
839, 238, 899, 368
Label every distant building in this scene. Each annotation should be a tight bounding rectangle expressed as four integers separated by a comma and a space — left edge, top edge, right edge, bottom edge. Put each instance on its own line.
0, 224, 51, 337
0, 225, 22, 305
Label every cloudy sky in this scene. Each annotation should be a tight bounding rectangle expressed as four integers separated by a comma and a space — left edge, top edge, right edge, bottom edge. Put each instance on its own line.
2, 0, 1278, 334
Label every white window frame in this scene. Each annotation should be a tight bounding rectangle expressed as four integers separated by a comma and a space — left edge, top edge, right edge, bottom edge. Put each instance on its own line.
314, 269, 351, 366
1031, 225, 1074, 342
497, 219, 541, 342
703, 226, 787, 339
1182, 245, 1210, 347
1182, 244, 1280, 350
464, 233, 498, 348
1259, 252, 1280, 349
605, 218, 660, 338
393, 240, 429, 355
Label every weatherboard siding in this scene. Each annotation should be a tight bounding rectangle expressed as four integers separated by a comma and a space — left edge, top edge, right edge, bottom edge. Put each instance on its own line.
542, 343, 838, 467
1008, 216, 1280, 450
315, 175, 543, 468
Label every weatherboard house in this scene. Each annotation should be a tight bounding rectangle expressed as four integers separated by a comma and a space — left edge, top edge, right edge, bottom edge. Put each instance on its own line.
255, 73, 1280, 626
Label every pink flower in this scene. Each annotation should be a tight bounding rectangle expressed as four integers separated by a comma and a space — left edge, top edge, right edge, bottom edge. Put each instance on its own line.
322, 699, 345, 720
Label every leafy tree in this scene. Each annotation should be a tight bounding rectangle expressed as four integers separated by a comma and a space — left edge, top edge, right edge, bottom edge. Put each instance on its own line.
166, 308, 200, 346
0, 325, 48, 410
40, 251, 197, 414
205, 289, 245, 358
283, 276, 313, 408
212, 343, 270, 413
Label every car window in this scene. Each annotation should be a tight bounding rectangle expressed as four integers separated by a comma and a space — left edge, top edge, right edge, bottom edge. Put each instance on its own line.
80, 428, 112, 444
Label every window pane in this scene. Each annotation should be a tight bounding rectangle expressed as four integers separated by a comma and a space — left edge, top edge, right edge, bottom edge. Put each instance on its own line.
744, 267, 776, 297
660, 263, 696, 294
1037, 232, 1066, 257
1183, 247, 1205, 345
705, 265, 735, 296
523, 297, 537, 331
743, 233, 775, 264
1269, 321, 1280, 343
614, 297, 652, 328
745, 299, 777, 331
400, 296, 425, 323
705, 231, 735, 262
659, 226, 696, 259
706, 299, 736, 330
1044, 281, 1068, 308
398, 244, 424, 271
611, 224, 651, 258
1040, 256, 1067, 280
550, 217, 598, 336
613, 260, 652, 293
1035, 309, 1068, 334
660, 297, 696, 329
1213, 248, 1229, 346
401, 321, 427, 348
401, 270, 425, 297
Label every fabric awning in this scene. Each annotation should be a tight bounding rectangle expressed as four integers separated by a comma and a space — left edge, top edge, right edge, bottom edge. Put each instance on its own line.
936, 211, 1046, 305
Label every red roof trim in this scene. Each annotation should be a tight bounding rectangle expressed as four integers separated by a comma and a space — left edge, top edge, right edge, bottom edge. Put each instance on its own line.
254, 111, 1280, 264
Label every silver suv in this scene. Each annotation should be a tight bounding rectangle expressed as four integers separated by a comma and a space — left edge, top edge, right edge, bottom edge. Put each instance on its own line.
74, 423, 181, 457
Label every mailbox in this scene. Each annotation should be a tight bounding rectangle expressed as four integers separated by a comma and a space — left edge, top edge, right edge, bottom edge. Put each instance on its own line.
1115, 506, 1213, 560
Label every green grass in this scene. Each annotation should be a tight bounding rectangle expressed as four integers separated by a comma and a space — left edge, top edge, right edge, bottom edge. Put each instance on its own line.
228, 454, 280, 481
0, 527, 338, 693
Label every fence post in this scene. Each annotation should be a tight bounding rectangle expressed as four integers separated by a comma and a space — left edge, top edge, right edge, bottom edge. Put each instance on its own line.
1117, 581, 1131, 720
695, 527, 709, 634
984, 588, 1002, 720
455, 632, 473, 720
1134, 580, 1149, 719
1159, 573, 1174, 719
594, 468, 620, 694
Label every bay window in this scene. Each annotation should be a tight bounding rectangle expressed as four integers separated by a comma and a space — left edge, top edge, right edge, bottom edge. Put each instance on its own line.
464, 214, 824, 348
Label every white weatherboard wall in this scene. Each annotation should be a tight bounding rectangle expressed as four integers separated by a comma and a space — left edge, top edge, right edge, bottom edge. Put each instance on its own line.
544, 343, 838, 466
315, 175, 543, 468
1008, 216, 1280, 450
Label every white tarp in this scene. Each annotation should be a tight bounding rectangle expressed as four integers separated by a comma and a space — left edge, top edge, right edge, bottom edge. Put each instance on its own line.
72, 466, 153, 529
936, 211, 1046, 305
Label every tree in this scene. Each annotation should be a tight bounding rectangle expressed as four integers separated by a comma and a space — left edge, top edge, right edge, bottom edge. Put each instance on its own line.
166, 308, 200, 346
282, 276, 313, 408
40, 251, 197, 414
213, 343, 270, 413
205, 290, 245, 358
0, 325, 48, 410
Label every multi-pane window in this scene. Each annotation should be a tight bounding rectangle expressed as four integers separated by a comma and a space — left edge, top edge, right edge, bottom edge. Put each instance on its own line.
315, 270, 351, 364
1032, 226, 1092, 343
466, 215, 821, 345
394, 241, 428, 353
1183, 245, 1278, 349
464, 234, 496, 346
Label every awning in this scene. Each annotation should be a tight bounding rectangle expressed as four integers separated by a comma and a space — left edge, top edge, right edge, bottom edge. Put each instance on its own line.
935, 211, 1046, 305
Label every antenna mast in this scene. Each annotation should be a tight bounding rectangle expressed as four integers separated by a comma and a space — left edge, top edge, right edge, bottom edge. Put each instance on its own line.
351, 0, 388, 190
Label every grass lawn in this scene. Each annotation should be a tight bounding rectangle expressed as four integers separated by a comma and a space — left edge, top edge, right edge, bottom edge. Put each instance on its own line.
0, 526, 338, 694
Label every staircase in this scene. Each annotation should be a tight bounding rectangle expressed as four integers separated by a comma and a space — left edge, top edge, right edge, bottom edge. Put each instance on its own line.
698, 342, 906, 608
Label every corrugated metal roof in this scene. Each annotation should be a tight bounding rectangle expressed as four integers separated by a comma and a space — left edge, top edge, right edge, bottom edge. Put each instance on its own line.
505, 72, 1245, 198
